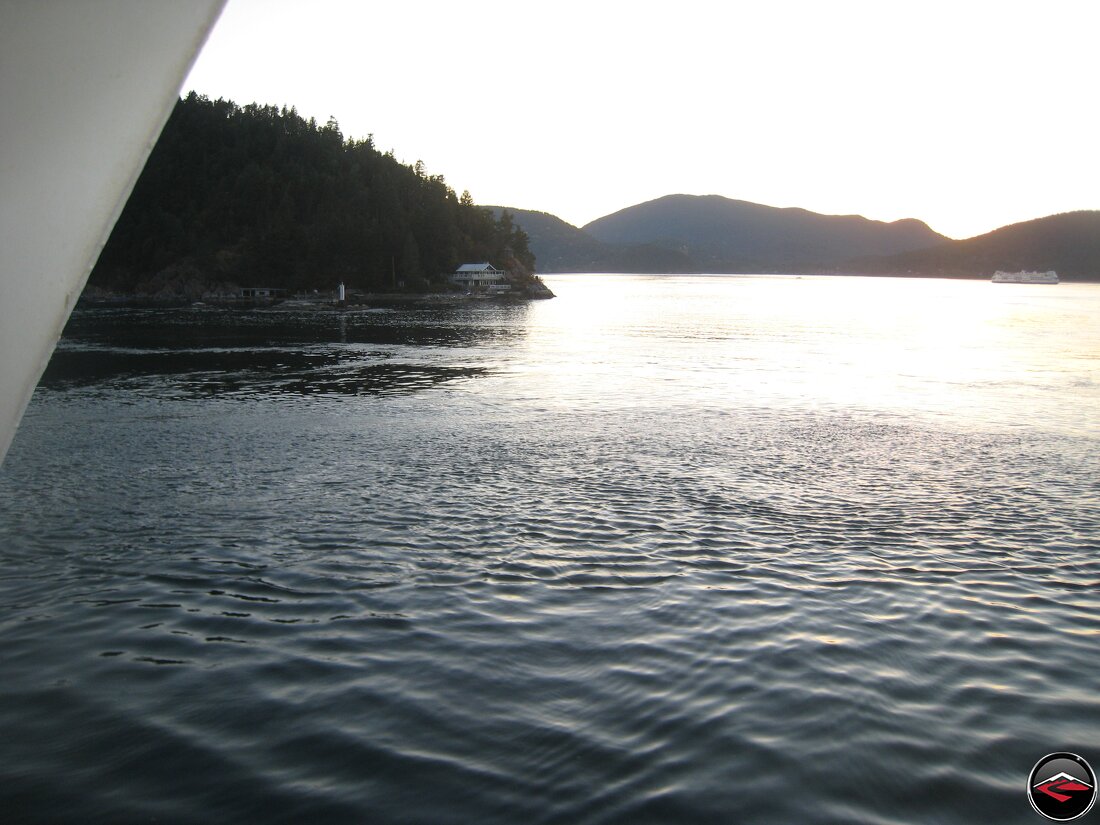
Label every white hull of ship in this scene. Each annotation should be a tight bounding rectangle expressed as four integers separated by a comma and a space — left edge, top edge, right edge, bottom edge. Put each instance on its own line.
0, 2, 226, 463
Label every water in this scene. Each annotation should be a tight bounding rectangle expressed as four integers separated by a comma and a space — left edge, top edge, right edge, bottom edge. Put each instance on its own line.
1, 274, 1098, 823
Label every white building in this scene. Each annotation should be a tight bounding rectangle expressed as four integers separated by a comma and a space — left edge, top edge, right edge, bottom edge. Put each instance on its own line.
450, 263, 506, 289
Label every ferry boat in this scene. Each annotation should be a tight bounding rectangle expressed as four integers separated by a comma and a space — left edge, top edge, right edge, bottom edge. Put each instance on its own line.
991, 270, 1059, 284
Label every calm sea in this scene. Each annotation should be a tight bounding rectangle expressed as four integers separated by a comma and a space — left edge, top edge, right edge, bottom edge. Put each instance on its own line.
1, 274, 1098, 824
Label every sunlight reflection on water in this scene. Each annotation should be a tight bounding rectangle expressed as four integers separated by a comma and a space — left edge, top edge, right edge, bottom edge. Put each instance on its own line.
519, 275, 1100, 434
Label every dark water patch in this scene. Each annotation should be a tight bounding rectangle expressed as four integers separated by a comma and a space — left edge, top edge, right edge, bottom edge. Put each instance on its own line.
41, 347, 489, 399
58, 304, 531, 350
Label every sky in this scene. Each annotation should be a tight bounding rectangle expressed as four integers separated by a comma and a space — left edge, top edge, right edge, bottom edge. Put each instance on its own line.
184, 0, 1099, 240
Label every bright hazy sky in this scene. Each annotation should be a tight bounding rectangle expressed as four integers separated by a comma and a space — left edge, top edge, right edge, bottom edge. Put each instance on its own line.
185, 0, 1099, 240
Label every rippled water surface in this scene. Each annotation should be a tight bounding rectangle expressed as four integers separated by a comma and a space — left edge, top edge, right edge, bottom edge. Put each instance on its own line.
2, 275, 1098, 823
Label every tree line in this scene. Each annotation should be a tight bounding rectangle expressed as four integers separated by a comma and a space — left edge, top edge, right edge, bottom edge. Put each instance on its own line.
90, 93, 535, 293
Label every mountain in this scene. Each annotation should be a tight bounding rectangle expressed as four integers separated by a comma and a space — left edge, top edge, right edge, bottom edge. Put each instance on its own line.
497, 195, 949, 274
845, 211, 1100, 281
581, 195, 948, 272
489, 208, 609, 272
502, 196, 1098, 280
488, 207, 695, 274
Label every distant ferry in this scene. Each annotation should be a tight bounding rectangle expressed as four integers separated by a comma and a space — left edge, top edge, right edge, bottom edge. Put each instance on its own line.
991, 270, 1059, 284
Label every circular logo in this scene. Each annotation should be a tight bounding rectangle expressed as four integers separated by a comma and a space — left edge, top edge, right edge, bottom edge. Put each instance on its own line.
1028, 752, 1096, 821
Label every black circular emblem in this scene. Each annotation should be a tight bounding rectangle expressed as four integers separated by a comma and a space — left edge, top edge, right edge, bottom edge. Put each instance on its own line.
1028, 752, 1096, 821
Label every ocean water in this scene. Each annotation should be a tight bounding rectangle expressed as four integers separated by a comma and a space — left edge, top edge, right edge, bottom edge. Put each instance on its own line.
1, 274, 1097, 824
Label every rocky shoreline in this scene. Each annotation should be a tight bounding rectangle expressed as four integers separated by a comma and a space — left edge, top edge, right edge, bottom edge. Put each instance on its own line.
78, 261, 555, 308
77, 283, 556, 310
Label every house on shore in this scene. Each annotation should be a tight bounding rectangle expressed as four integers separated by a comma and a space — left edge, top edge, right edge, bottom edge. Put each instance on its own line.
240, 287, 287, 300
450, 263, 507, 291
200, 286, 287, 305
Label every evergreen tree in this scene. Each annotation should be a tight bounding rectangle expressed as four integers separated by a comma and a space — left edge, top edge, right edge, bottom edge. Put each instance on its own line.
91, 93, 536, 294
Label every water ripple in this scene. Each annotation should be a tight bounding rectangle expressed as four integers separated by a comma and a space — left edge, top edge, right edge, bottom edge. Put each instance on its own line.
3, 290, 1100, 823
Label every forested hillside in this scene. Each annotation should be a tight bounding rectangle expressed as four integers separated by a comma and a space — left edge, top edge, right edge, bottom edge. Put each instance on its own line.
90, 93, 534, 296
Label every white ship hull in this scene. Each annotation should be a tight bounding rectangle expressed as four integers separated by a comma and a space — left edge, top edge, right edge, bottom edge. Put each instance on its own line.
0, 2, 225, 463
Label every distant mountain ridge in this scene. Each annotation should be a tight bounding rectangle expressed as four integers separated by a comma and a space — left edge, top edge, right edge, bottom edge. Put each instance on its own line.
496, 195, 1099, 281
846, 211, 1100, 280
582, 195, 946, 271
488, 208, 695, 274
